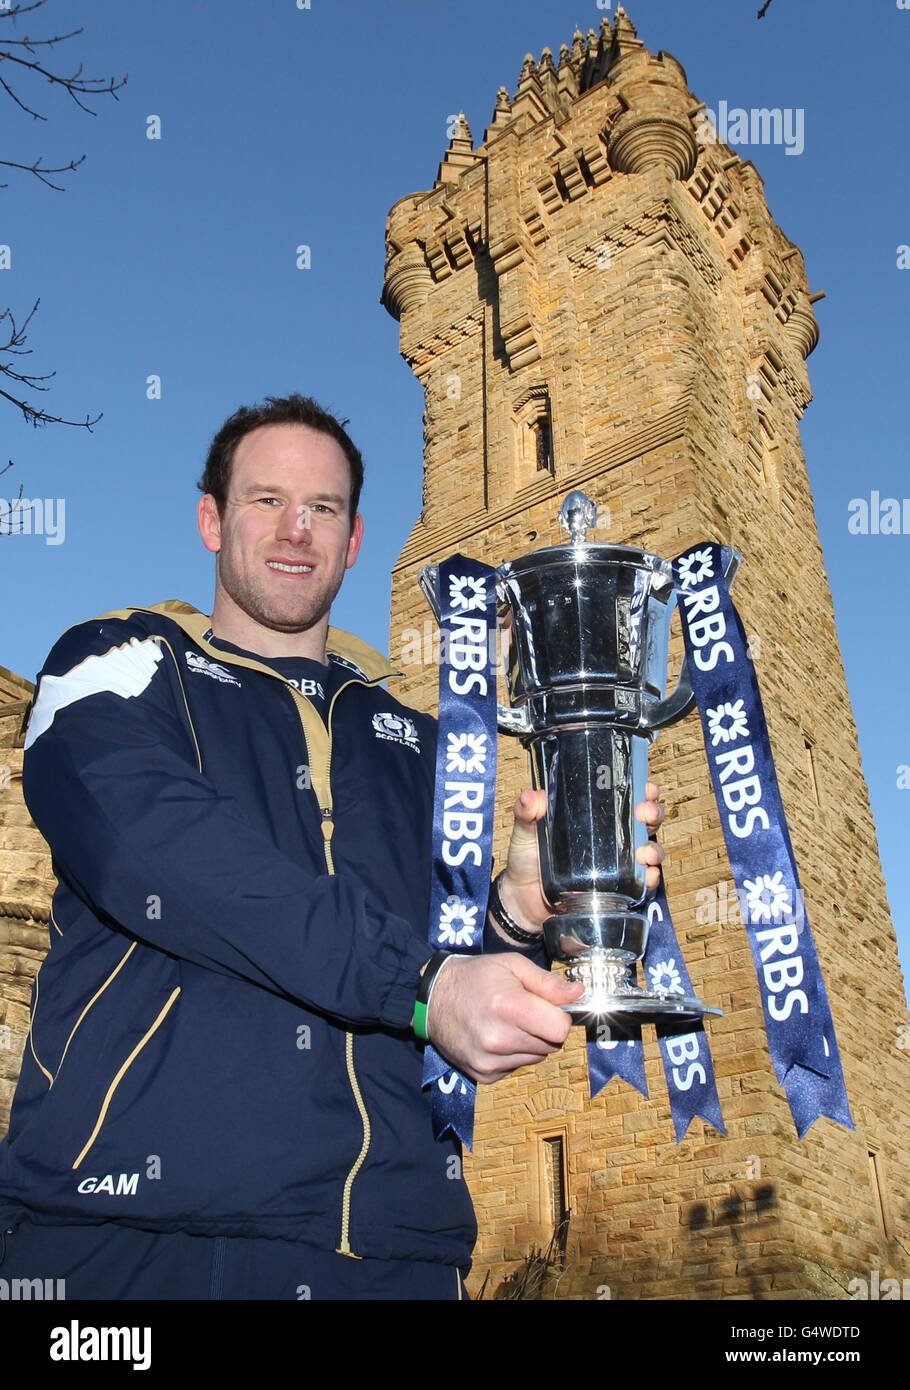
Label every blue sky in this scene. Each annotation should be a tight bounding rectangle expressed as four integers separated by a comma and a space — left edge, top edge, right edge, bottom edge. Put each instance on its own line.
1, 0, 908, 998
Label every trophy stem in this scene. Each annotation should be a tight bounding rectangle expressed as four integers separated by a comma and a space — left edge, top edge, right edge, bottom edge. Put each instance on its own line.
565, 952, 635, 1000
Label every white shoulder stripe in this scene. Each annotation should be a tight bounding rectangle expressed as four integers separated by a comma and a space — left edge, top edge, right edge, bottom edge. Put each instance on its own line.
25, 637, 165, 750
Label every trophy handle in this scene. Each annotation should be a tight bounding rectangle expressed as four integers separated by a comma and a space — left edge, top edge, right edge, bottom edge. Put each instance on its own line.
647, 658, 696, 730
418, 564, 440, 622
497, 704, 532, 736
647, 546, 742, 730
419, 565, 531, 736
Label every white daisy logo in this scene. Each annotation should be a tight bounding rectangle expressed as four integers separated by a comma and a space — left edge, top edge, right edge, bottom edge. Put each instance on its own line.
446, 731, 488, 775
743, 872, 791, 924
677, 548, 714, 590
648, 958, 684, 995
448, 574, 487, 612
706, 699, 749, 747
438, 896, 479, 947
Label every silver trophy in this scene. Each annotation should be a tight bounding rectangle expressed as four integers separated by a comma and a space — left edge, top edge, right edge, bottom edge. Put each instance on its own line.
421, 491, 739, 1024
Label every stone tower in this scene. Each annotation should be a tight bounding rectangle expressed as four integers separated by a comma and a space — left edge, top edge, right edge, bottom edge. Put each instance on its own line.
383, 10, 909, 1298
0, 669, 51, 1136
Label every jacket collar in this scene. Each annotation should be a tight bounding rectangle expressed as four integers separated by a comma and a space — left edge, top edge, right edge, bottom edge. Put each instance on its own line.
109, 600, 399, 684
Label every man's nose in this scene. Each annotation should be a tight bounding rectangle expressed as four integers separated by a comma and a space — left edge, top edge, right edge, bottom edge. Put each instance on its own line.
275, 503, 313, 543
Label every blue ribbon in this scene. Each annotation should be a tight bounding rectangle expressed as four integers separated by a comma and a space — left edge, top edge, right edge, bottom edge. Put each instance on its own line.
422, 554, 499, 1147
586, 874, 726, 1142
587, 1016, 647, 1103
647, 877, 726, 1141
672, 543, 852, 1137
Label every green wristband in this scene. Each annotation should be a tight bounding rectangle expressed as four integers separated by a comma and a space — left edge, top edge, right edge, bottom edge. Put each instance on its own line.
412, 1000, 430, 1043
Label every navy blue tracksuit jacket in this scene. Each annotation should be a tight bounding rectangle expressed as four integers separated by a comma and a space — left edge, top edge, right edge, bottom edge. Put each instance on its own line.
0, 601, 536, 1268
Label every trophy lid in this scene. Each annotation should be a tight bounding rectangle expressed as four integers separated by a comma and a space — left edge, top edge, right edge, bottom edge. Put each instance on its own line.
496, 490, 676, 598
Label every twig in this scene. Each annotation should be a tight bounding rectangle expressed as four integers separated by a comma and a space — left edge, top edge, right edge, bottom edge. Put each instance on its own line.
1, 301, 101, 427
0, 154, 85, 192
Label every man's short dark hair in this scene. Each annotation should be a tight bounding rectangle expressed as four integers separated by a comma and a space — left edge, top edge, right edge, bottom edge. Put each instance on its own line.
198, 394, 364, 521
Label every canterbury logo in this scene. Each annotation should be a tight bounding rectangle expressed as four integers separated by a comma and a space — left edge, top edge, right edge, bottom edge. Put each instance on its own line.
185, 652, 241, 687
372, 712, 420, 751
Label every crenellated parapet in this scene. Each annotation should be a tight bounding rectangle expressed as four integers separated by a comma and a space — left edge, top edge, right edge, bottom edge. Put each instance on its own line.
381, 6, 821, 454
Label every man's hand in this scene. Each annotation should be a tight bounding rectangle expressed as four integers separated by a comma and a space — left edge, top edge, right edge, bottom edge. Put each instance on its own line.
493, 781, 667, 937
635, 780, 667, 890
425, 952, 583, 1084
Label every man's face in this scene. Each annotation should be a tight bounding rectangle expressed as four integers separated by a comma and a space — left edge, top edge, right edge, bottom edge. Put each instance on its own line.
198, 423, 363, 640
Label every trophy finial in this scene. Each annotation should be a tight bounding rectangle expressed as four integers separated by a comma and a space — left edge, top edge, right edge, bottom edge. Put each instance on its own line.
559, 490, 597, 544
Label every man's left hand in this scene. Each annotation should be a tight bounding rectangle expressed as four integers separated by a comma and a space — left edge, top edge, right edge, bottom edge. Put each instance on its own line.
492, 781, 667, 940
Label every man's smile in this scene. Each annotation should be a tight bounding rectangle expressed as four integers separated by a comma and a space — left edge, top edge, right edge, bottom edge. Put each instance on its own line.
266, 560, 315, 575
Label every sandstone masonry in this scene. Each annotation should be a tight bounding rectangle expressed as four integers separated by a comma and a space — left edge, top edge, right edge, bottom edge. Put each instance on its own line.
382, 8, 910, 1300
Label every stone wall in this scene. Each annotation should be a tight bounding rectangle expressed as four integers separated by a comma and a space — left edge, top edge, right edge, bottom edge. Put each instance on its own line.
0, 670, 52, 1138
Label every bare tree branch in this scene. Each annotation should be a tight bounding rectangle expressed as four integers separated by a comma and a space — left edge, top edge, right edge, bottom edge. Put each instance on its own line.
0, 50, 126, 117
0, 2, 52, 24
0, 462, 27, 538
0, 153, 85, 191
0, 0, 127, 188
0, 2, 123, 436
0, 301, 102, 429
0, 24, 87, 49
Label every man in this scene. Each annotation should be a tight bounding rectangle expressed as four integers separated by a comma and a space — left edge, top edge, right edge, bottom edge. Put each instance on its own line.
0, 395, 664, 1299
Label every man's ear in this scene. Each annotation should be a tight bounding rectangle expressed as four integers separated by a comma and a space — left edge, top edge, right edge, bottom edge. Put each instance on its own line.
198, 494, 222, 554
345, 512, 364, 571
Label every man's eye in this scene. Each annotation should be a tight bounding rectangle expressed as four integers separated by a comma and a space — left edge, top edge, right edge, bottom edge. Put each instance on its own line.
255, 497, 282, 506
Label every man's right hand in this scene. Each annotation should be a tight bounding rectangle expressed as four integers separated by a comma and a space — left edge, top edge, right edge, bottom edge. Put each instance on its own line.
425, 954, 584, 1084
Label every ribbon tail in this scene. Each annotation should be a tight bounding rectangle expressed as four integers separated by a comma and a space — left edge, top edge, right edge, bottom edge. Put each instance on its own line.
431, 1083, 476, 1151
587, 1032, 648, 1101
655, 1024, 726, 1144
783, 1062, 854, 1139
647, 875, 726, 1142
423, 1047, 476, 1147
671, 1093, 727, 1145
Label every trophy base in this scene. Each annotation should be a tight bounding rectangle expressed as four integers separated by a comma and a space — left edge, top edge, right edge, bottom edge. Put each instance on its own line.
560, 953, 722, 1026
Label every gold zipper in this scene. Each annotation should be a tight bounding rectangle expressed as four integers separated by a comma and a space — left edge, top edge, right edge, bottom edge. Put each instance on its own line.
288, 674, 388, 1259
